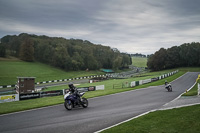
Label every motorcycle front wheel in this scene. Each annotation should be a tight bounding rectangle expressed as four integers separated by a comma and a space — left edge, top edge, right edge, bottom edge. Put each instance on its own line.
64, 100, 72, 110
81, 98, 88, 108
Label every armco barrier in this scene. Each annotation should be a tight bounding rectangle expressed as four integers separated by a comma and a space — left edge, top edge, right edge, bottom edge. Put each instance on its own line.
130, 70, 178, 88
142, 79, 151, 84
151, 77, 159, 82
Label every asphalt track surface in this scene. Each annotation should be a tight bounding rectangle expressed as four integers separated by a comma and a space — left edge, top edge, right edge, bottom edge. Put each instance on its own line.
0, 72, 199, 133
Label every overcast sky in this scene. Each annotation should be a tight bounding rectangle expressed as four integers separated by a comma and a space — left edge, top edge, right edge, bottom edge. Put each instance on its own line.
0, 0, 200, 55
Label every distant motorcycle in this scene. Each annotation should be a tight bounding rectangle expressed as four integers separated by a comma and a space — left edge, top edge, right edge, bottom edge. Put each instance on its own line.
64, 91, 88, 110
165, 82, 172, 92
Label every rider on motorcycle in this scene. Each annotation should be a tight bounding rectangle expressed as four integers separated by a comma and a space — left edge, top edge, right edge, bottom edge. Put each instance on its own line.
165, 81, 172, 91
68, 83, 81, 103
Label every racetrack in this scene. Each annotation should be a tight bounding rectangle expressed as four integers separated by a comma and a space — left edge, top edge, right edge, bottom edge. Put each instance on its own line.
0, 72, 199, 133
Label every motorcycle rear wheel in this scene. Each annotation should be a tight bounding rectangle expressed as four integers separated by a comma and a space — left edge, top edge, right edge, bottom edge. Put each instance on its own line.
169, 86, 172, 92
81, 98, 88, 108
64, 100, 72, 110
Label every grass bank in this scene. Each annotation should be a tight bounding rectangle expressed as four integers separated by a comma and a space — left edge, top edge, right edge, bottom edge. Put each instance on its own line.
0, 60, 104, 86
102, 104, 200, 133
0, 95, 64, 115
132, 56, 147, 67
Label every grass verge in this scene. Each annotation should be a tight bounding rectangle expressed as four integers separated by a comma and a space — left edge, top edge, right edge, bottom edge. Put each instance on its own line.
101, 104, 200, 133
0, 95, 64, 115
182, 79, 200, 96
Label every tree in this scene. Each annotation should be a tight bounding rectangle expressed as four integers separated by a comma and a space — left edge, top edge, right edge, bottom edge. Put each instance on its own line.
52, 44, 70, 70
122, 54, 131, 68
1, 33, 132, 71
154, 48, 167, 70
165, 46, 180, 69
147, 42, 200, 71
0, 45, 6, 57
19, 37, 34, 62
72, 52, 84, 70
113, 56, 122, 70
147, 54, 154, 70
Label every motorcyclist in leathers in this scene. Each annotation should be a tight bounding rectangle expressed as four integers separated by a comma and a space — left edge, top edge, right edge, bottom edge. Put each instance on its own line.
68, 83, 81, 103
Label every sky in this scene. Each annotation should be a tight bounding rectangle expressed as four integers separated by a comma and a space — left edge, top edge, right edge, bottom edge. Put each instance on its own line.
0, 0, 200, 55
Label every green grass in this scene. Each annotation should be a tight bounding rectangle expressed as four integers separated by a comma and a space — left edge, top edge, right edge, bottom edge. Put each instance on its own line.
182, 79, 200, 96
0, 95, 64, 114
0, 60, 104, 86
132, 57, 147, 67
102, 104, 200, 133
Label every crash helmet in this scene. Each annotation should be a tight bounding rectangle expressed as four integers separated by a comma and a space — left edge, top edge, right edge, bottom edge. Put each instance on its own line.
68, 82, 74, 88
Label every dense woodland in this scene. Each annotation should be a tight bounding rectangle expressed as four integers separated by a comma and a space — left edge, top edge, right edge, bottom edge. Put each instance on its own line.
147, 42, 200, 71
0, 33, 132, 71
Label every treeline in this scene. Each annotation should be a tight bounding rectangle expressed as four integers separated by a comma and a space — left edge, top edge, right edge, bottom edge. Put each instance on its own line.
0, 33, 132, 71
147, 42, 200, 71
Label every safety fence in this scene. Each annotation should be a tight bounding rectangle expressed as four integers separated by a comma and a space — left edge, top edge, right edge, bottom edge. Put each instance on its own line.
113, 70, 179, 89
0, 85, 105, 103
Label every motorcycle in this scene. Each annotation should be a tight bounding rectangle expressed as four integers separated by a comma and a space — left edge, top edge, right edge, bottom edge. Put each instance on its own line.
64, 91, 88, 110
165, 82, 172, 92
